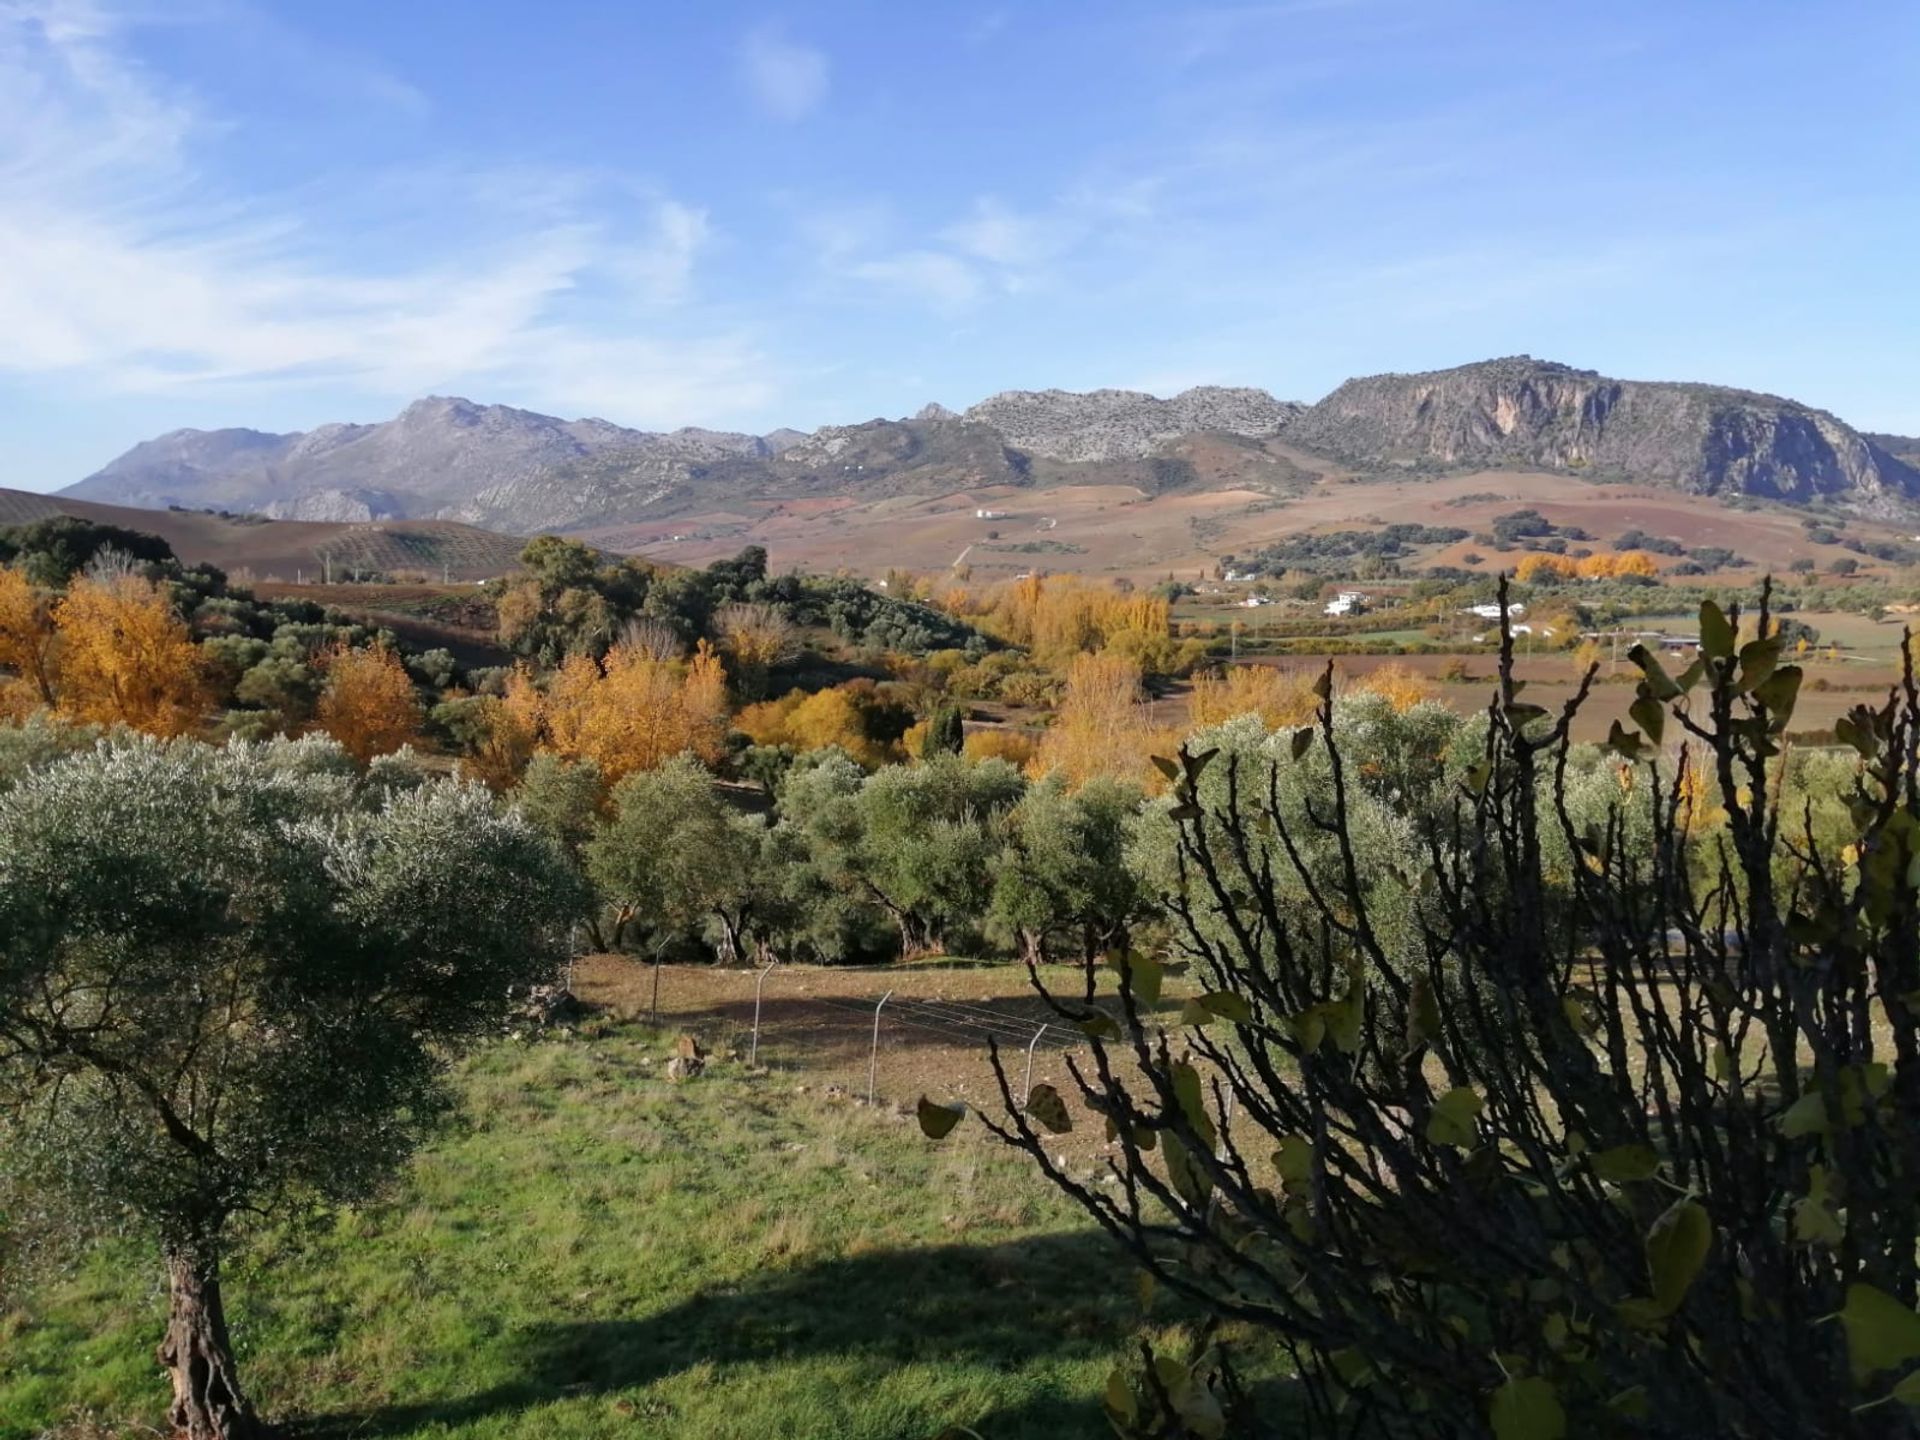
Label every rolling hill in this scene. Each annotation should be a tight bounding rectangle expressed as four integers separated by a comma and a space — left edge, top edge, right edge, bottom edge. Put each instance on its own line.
0, 488, 529, 581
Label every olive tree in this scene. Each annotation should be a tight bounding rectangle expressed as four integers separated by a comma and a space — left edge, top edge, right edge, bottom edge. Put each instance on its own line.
990, 775, 1149, 965
780, 753, 1025, 956
0, 738, 580, 1440
586, 753, 769, 962
937, 584, 1920, 1437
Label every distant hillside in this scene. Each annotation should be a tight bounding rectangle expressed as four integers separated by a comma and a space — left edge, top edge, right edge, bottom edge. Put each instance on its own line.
1287, 357, 1920, 513
65, 362, 1919, 540
65, 397, 774, 522
1867, 432, 1920, 466
0, 488, 527, 581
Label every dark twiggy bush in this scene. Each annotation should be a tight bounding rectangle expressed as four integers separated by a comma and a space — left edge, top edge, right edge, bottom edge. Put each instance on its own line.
934, 578, 1920, 1438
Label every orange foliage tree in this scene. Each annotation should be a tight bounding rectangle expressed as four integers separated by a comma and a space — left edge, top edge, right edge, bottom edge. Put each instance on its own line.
51, 575, 209, 737
314, 642, 423, 763
499, 639, 728, 785
1514, 553, 1578, 583
735, 682, 902, 767
943, 575, 1181, 672
1032, 651, 1166, 788
1349, 662, 1439, 712
1188, 664, 1320, 730
0, 567, 57, 717
1576, 550, 1659, 579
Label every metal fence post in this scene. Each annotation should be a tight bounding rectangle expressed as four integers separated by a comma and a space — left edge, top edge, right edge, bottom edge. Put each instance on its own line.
868, 990, 894, 1106
1022, 1023, 1048, 1104
749, 959, 778, 1067
649, 947, 664, 1026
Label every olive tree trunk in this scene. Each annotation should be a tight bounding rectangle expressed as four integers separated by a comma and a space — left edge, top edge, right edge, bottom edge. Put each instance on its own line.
157, 1246, 258, 1440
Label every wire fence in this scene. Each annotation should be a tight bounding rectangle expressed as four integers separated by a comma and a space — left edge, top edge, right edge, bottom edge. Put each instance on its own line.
625, 960, 1087, 1110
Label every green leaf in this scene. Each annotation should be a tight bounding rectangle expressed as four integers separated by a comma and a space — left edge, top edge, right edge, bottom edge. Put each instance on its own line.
1102, 1367, 1138, 1424
1628, 693, 1666, 746
1289, 726, 1314, 760
1024, 1082, 1073, 1135
1738, 636, 1782, 691
1162, 1132, 1213, 1207
1793, 1164, 1845, 1247
1699, 600, 1735, 660
1076, 1011, 1116, 1040
1778, 1091, 1830, 1138
1185, 746, 1220, 777
1170, 1059, 1216, 1145
1272, 1134, 1313, 1188
915, 1096, 966, 1140
1646, 1197, 1711, 1312
1194, 990, 1254, 1024
1893, 1370, 1920, 1407
1590, 1143, 1660, 1183
1427, 1086, 1483, 1149
1110, 951, 1163, 1006
1606, 720, 1645, 760
1753, 665, 1803, 730
1312, 667, 1332, 700
1150, 755, 1180, 782
1505, 701, 1548, 726
1840, 1283, 1920, 1381
1167, 802, 1202, 822
1179, 999, 1218, 1027
1489, 1375, 1565, 1440
1628, 643, 1681, 700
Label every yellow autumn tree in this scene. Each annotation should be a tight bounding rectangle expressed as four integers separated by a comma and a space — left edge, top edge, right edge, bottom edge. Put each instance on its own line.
963, 728, 1038, 767
513, 639, 728, 784
735, 682, 896, 766
1188, 665, 1320, 731
1350, 662, 1439, 712
0, 567, 57, 718
52, 575, 208, 737
1515, 553, 1577, 583
1032, 650, 1163, 788
946, 575, 1179, 673
314, 642, 423, 763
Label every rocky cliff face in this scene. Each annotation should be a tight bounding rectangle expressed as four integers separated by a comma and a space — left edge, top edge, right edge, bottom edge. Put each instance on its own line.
1288, 357, 1920, 512
963, 385, 1301, 462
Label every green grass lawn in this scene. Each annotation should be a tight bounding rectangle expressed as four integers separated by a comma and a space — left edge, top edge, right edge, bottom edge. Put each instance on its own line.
1, 1021, 1169, 1440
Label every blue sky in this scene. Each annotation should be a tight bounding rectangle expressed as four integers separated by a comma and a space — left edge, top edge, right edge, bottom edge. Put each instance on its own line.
1, 0, 1915, 490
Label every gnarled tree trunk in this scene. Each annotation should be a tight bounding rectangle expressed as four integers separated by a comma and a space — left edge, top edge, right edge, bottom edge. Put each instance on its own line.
157, 1246, 258, 1440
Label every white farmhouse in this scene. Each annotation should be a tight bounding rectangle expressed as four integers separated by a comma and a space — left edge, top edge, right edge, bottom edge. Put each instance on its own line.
1464, 601, 1526, 621
1324, 590, 1368, 617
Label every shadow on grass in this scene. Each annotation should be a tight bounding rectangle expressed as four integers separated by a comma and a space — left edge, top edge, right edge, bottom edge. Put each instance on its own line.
295, 1230, 1140, 1440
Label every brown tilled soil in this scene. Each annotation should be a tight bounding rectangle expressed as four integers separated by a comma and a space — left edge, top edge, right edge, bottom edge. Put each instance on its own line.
573, 955, 1186, 1163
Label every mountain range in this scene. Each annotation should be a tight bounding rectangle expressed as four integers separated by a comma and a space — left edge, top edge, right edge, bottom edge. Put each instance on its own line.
63, 358, 1920, 536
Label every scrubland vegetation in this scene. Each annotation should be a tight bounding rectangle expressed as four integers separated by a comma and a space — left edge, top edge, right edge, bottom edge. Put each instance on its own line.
4, 512, 1920, 1438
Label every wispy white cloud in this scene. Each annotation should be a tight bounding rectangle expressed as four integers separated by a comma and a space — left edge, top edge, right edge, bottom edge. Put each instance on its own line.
0, 1, 777, 427
844, 251, 985, 313
739, 24, 829, 123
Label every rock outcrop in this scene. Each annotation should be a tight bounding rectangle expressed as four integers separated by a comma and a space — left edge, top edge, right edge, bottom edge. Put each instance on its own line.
1287, 357, 1920, 512
963, 385, 1301, 462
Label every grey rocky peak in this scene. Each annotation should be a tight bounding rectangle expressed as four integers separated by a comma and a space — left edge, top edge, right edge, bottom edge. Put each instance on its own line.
1288, 356, 1920, 512
914, 401, 957, 422
962, 384, 1302, 462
